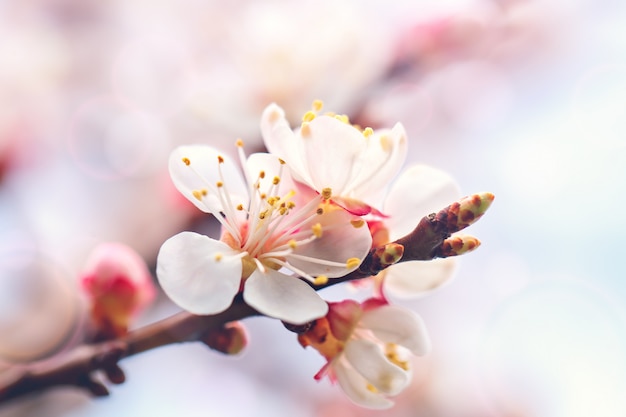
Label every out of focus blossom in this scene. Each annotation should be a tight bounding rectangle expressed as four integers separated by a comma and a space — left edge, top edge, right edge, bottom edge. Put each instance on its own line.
299, 299, 430, 409
80, 242, 156, 340
157, 144, 371, 324
261, 102, 407, 215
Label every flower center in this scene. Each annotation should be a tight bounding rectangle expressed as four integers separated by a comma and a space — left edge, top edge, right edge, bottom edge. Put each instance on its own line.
180, 141, 361, 284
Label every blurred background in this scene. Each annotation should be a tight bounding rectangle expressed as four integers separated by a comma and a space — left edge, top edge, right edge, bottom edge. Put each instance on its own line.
1, 0, 625, 416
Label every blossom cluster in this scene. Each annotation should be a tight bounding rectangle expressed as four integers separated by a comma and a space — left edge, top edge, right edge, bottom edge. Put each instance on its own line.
155, 101, 491, 408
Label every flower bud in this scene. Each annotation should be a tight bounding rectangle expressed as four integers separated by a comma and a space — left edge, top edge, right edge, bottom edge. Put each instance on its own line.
80, 243, 156, 340
436, 192, 494, 234
436, 234, 481, 257
201, 321, 248, 355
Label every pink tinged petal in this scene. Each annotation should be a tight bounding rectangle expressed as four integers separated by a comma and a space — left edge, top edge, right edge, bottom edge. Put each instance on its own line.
333, 360, 395, 410
348, 123, 408, 203
299, 115, 366, 194
383, 258, 457, 299
169, 145, 248, 214
384, 164, 461, 240
287, 208, 372, 277
156, 232, 242, 315
82, 242, 156, 308
243, 270, 328, 324
260, 103, 312, 186
327, 300, 363, 342
343, 339, 410, 396
360, 305, 431, 356
331, 196, 375, 216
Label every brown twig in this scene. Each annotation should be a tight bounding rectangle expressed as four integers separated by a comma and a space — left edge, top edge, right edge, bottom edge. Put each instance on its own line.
0, 192, 493, 405
0, 297, 258, 404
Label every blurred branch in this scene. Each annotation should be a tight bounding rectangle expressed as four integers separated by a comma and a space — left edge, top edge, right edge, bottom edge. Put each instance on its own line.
0, 193, 493, 405
0, 298, 258, 404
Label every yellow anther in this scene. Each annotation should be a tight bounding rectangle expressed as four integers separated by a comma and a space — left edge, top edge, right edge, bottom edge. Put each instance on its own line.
316, 207, 324, 215
259, 170, 266, 179
278, 158, 286, 165
214, 253, 223, 262
321, 188, 332, 200
287, 201, 296, 209
192, 190, 203, 201
314, 275, 328, 285
236, 204, 244, 211
260, 193, 267, 199
379, 135, 391, 152
259, 210, 268, 220
288, 239, 298, 249
366, 383, 378, 393
334, 114, 349, 124
279, 207, 287, 215
362, 127, 374, 138
218, 155, 225, 164
216, 181, 223, 187
312, 99, 323, 112
351, 219, 365, 228
346, 257, 361, 269
182, 157, 191, 166
267, 196, 277, 205
312, 223, 323, 238
301, 122, 312, 137
236, 138, 244, 147
272, 176, 280, 185
302, 111, 316, 123
201, 189, 208, 196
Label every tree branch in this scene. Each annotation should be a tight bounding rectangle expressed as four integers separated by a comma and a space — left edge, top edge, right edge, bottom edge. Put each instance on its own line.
0, 297, 258, 404
0, 192, 493, 405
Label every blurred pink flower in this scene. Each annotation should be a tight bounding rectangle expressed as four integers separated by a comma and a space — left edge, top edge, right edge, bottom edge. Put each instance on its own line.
80, 242, 156, 339
299, 299, 430, 409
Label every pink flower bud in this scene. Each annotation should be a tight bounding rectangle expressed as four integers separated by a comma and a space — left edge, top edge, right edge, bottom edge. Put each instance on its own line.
80, 243, 156, 339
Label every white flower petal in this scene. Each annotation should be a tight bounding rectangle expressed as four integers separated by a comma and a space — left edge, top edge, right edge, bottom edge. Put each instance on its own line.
169, 145, 248, 214
360, 305, 431, 356
245, 152, 300, 196
384, 258, 457, 299
349, 123, 408, 204
243, 269, 328, 324
260, 103, 313, 186
344, 338, 410, 396
287, 208, 372, 277
156, 232, 242, 315
333, 359, 395, 409
299, 115, 365, 194
384, 164, 461, 239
